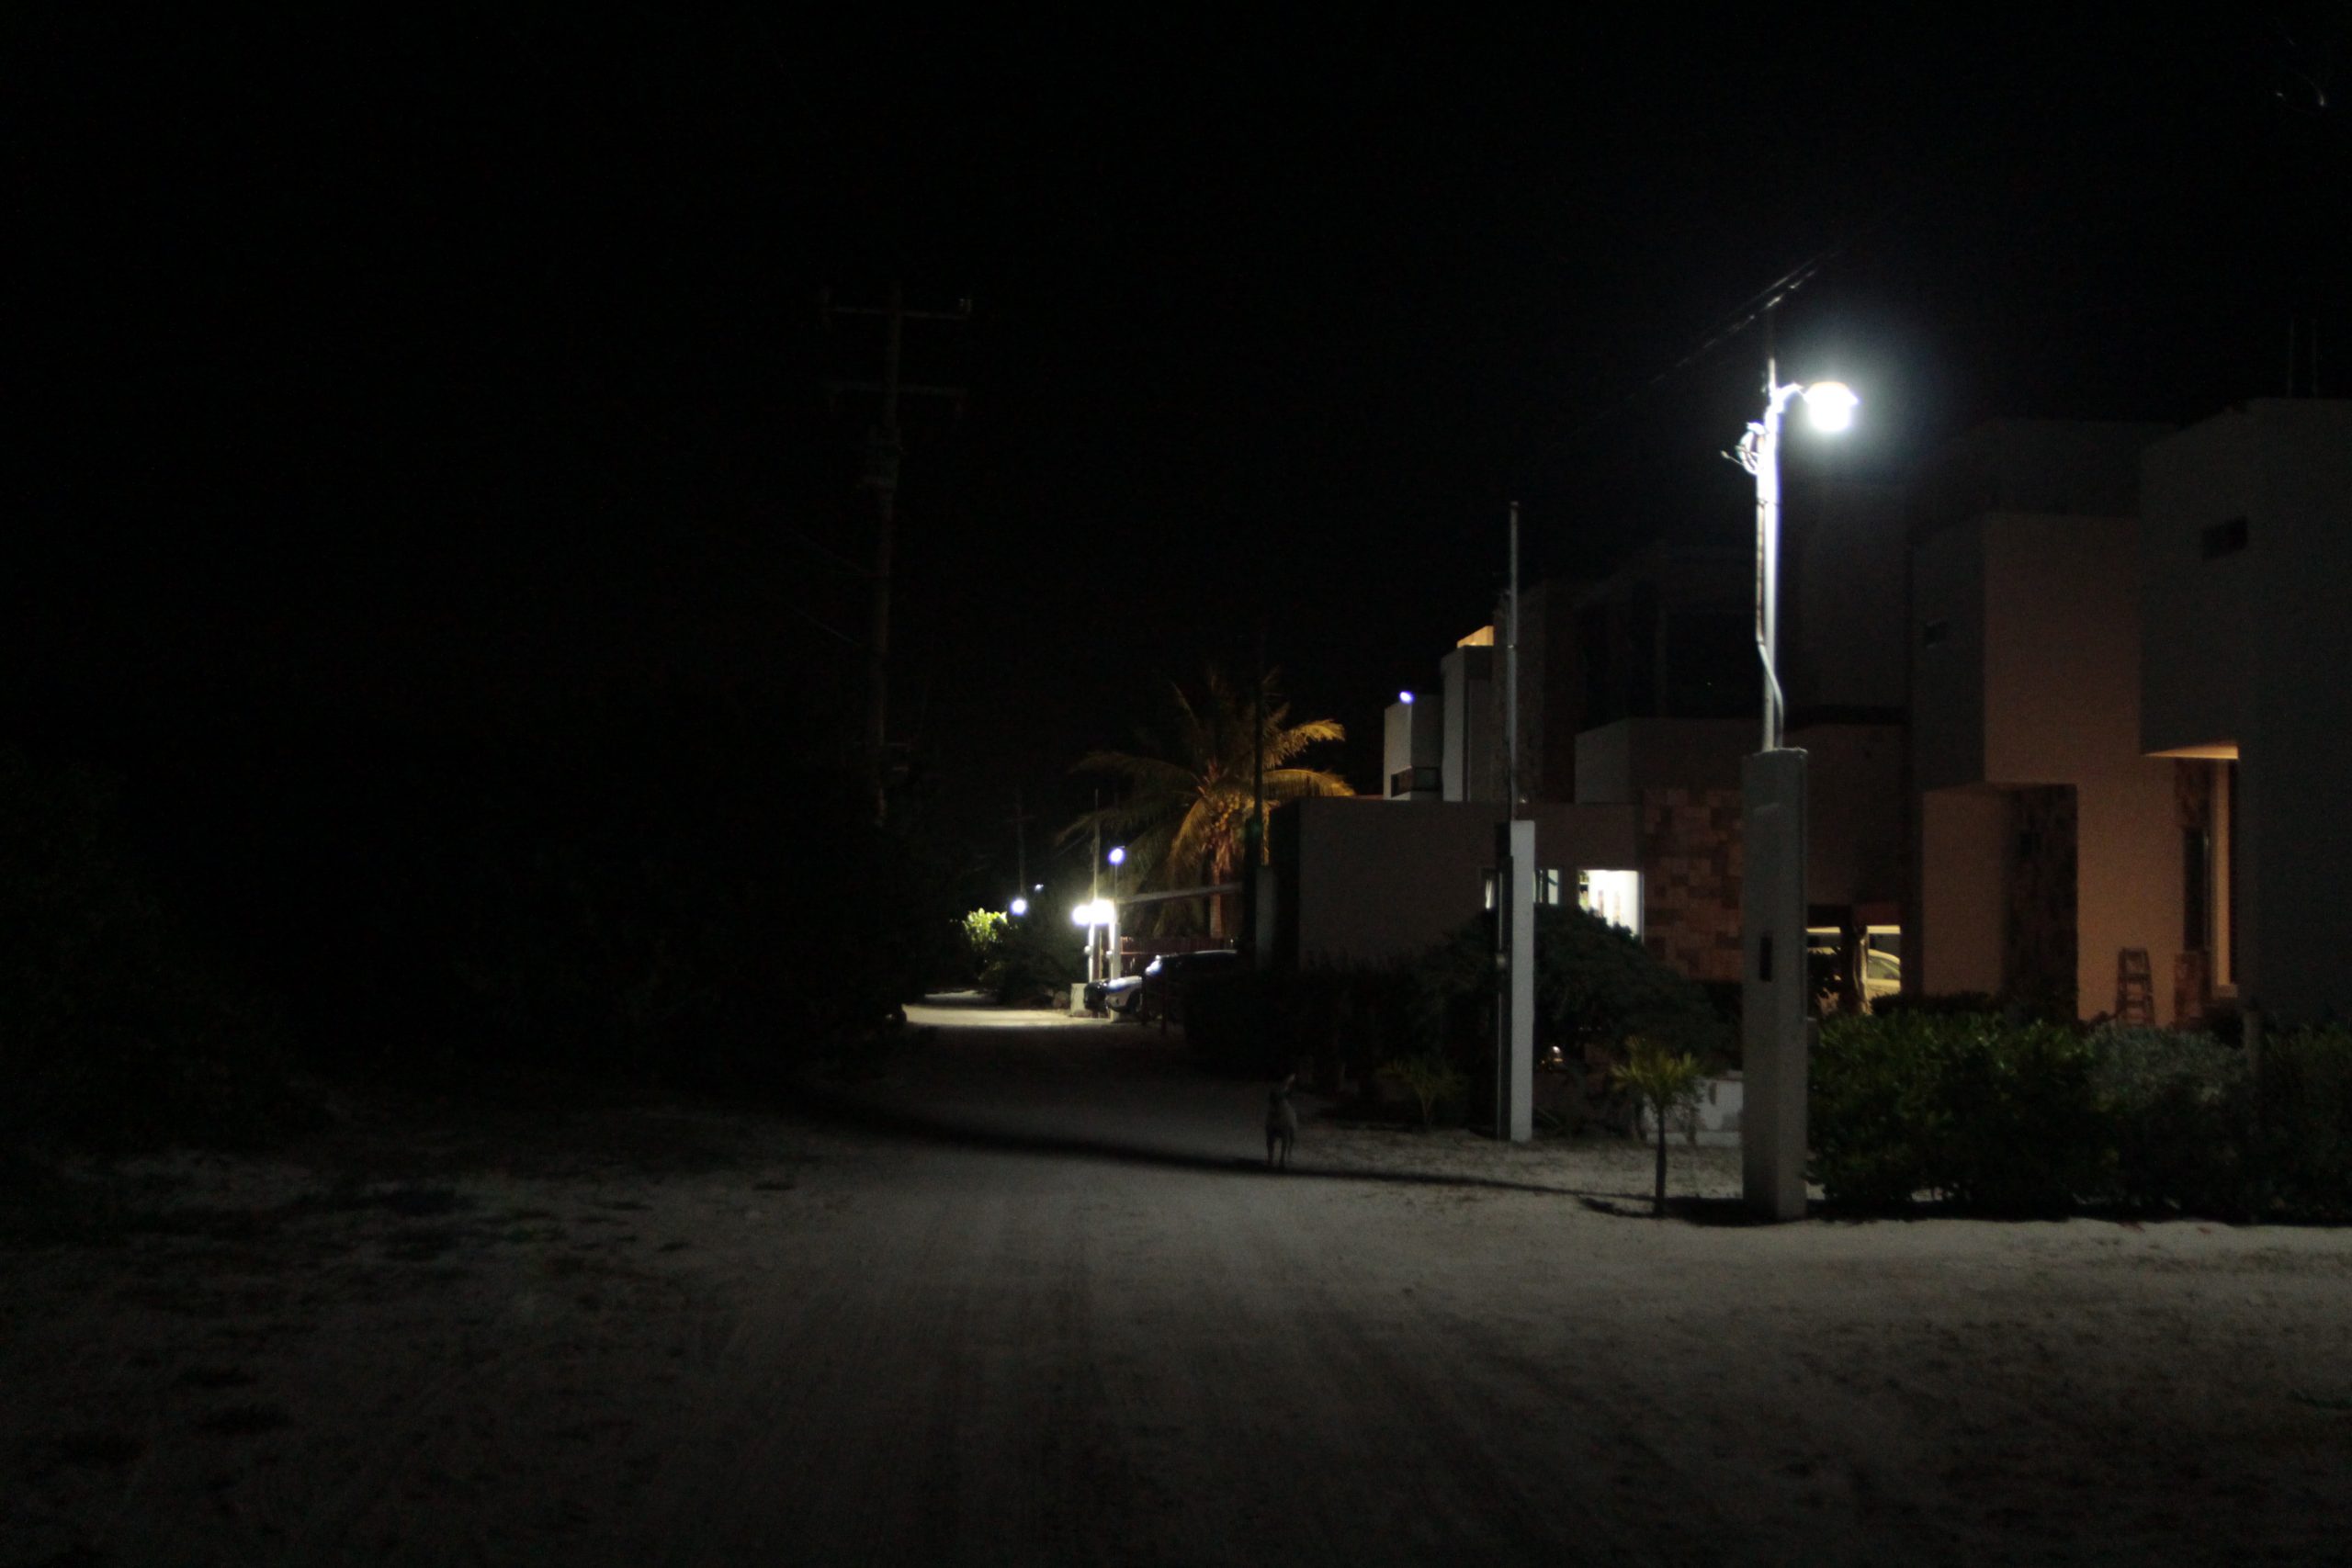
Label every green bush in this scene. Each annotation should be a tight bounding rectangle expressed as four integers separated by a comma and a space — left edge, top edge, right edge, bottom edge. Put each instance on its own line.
1377, 1050, 1468, 1130
2256, 1025, 2352, 1220
1412, 906, 1728, 1098
1810, 1010, 1944, 1208
2091, 1025, 2254, 1215
1810, 1011, 2100, 1214
959, 908, 1009, 986
978, 915, 1080, 1005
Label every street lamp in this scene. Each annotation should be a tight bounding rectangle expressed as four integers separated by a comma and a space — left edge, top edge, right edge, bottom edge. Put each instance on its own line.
1732, 369, 1858, 750
1104, 846, 1125, 985
1729, 362, 1855, 1221
1071, 898, 1112, 987
1009, 896, 1029, 917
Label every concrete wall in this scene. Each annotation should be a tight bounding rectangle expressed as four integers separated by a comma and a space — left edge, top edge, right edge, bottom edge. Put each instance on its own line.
1918, 787, 2007, 995
1573, 717, 1749, 805
1982, 513, 2143, 785
1274, 797, 1638, 969
1382, 695, 1443, 799
1910, 521, 1987, 793
1908, 486, 2182, 1019
2141, 400, 2352, 1021
1440, 646, 1497, 804
1791, 721, 1905, 908
1785, 479, 1907, 716
2243, 402, 2352, 1022
2141, 412, 2256, 756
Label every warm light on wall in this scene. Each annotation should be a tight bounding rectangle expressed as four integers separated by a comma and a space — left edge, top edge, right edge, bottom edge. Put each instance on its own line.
2149, 741, 2240, 761
1456, 626, 1495, 648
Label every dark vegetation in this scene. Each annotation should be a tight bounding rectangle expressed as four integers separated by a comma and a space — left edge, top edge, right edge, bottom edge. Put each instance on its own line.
2, 723, 961, 1158
1184, 905, 1729, 1133
957, 908, 1080, 1004
1810, 1010, 2352, 1220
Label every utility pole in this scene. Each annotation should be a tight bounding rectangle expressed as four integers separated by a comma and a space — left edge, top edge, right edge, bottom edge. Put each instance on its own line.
1506, 501, 1521, 817
1009, 786, 1035, 898
1241, 618, 1268, 964
820, 283, 968, 823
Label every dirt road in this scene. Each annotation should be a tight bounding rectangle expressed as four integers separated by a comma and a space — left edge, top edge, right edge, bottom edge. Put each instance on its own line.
8, 999, 2350, 1565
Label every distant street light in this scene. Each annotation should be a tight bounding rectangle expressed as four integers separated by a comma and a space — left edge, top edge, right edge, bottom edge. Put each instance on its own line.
1729, 363, 1856, 1221
1009, 897, 1029, 917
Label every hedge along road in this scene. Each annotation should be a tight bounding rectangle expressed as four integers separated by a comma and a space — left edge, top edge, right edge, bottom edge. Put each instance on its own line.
642, 998, 2352, 1567
12, 998, 2346, 1566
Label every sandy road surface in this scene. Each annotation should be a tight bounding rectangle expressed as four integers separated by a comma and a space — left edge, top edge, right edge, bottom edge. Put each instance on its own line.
6, 998, 2351, 1565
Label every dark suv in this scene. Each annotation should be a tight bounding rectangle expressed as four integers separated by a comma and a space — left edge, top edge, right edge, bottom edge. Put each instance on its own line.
1136, 948, 1239, 1024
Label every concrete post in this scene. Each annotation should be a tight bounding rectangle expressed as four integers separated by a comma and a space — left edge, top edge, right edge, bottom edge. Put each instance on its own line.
1741, 749, 1810, 1220
1495, 819, 1535, 1143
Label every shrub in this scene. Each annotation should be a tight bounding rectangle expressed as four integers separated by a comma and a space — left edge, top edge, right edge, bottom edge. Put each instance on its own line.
2091, 1025, 2253, 1215
958, 908, 1009, 986
1378, 1050, 1468, 1130
978, 916, 1080, 1005
1414, 905, 1728, 1075
2256, 1025, 2352, 1221
1809, 1010, 1944, 1209
1810, 1010, 2101, 1215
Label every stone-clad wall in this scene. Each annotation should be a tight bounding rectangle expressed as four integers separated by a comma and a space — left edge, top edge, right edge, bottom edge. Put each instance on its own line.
1639, 785, 1745, 984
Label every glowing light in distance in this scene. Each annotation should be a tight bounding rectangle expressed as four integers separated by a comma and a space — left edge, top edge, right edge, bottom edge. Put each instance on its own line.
1399, 691, 1414, 705
1010, 897, 1029, 917
1803, 381, 1859, 434
1070, 900, 1112, 927
1108, 846, 1125, 866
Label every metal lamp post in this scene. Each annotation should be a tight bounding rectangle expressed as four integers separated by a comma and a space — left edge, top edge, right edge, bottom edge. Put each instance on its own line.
1729, 364, 1855, 1220
1107, 846, 1126, 986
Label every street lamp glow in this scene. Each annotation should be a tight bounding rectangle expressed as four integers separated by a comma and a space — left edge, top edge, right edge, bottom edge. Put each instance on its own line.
1803, 380, 1859, 433
1732, 367, 1860, 752
1070, 899, 1112, 927
1009, 897, 1029, 917
1398, 690, 1414, 705
1107, 846, 1125, 866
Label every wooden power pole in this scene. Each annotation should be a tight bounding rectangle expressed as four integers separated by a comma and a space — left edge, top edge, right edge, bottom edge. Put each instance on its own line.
821, 282, 967, 822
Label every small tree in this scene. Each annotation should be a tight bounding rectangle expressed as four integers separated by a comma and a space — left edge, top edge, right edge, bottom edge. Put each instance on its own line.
1378, 1051, 1467, 1131
959, 908, 1009, 986
1611, 1038, 1708, 1216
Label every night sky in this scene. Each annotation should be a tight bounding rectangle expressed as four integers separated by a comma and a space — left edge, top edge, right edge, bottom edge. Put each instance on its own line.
7, 8, 2346, 892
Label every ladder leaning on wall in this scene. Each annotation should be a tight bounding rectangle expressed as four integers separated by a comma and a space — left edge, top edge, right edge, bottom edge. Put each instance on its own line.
2116, 947, 2155, 1025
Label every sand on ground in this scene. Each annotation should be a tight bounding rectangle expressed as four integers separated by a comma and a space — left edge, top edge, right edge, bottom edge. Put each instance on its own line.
6, 997, 2348, 1566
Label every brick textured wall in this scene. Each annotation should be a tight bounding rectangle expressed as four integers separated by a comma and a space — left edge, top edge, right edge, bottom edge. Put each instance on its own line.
1639, 786, 1745, 984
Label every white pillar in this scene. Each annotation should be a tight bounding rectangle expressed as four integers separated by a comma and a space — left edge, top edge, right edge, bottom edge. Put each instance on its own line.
1741, 749, 1809, 1219
1494, 819, 1535, 1143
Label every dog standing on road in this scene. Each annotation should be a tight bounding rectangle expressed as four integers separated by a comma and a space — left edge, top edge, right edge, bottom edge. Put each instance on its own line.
1265, 1073, 1298, 1171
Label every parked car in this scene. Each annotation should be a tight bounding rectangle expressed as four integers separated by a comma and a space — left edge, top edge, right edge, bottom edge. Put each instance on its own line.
1137, 948, 1238, 1023
1086, 974, 1146, 1014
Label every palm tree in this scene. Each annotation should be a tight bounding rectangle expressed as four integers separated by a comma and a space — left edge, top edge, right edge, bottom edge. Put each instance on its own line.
1063, 667, 1351, 938
1610, 1037, 1709, 1216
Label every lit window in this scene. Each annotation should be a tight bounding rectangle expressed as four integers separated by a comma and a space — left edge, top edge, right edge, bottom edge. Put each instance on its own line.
1578, 869, 1643, 937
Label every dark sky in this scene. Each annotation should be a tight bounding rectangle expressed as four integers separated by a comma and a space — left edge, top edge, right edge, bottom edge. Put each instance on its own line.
7, 8, 2346, 888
